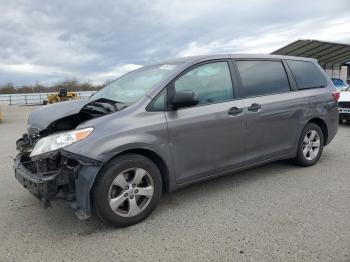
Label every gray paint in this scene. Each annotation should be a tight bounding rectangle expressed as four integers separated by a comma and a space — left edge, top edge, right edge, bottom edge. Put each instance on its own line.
27, 54, 339, 194
3, 104, 350, 261
165, 99, 246, 184
28, 99, 89, 131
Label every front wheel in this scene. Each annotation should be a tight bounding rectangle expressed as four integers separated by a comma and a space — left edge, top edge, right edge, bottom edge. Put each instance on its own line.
294, 123, 324, 167
92, 154, 162, 227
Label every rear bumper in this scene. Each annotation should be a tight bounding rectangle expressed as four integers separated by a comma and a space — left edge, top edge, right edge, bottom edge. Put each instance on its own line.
13, 150, 102, 220
323, 104, 338, 146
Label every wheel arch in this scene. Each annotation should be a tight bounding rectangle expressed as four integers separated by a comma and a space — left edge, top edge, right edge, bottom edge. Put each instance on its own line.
307, 117, 328, 145
98, 148, 172, 193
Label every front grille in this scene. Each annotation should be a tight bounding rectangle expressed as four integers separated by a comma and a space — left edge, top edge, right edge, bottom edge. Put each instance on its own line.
19, 153, 61, 178
338, 102, 350, 108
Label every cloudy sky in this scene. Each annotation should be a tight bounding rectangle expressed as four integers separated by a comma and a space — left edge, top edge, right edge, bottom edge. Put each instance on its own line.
1, 0, 350, 86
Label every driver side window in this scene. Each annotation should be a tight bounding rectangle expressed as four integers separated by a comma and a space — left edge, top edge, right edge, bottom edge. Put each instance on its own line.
174, 61, 234, 106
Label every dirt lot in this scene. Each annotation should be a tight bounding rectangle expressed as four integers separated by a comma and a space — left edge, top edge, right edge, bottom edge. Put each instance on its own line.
0, 105, 349, 262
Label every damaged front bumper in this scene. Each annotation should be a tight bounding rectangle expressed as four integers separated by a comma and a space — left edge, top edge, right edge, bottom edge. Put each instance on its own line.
14, 150, 102, 220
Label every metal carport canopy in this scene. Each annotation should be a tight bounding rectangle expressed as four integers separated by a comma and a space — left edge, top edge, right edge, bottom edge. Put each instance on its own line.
271, 40, 350, 70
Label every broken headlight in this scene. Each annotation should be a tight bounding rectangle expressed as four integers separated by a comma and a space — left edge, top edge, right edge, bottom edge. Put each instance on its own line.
30, 128, 93, 157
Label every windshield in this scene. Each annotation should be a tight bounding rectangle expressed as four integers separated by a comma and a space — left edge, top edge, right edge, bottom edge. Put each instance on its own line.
91, 63, 180, 103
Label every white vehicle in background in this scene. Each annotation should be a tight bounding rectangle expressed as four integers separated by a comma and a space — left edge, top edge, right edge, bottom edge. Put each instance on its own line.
339, 86, 350, 124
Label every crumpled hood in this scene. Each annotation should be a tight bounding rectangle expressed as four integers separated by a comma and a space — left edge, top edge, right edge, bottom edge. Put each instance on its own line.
28, 99, 90, 132
339, 91, 350, 102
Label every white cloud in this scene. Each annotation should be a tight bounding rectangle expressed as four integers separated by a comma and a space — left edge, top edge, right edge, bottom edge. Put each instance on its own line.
0, 63, 68, 75
176, 18, 350, 57
87, 64, 143, 84
1, 0, 350, 86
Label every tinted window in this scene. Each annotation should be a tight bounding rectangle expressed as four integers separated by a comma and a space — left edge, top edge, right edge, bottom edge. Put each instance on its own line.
236, 60, 290, 97
174, 62, 234, 106
287, 60, 327, 89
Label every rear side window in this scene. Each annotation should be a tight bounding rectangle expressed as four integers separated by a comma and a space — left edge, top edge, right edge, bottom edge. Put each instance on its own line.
236, 60, 290, 97
286, 60, 327, 89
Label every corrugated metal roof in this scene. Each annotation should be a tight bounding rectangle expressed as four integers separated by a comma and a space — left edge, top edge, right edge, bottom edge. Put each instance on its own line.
272, 40, 350, 69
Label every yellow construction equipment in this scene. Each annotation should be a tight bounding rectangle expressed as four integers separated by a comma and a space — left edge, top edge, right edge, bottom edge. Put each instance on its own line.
45, 88, 77, 104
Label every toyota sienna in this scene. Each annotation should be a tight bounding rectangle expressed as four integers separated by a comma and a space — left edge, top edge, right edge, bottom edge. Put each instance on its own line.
14, 54, 339, 227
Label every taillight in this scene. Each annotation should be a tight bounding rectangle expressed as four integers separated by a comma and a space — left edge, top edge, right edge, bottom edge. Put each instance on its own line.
332, 91, 340, 102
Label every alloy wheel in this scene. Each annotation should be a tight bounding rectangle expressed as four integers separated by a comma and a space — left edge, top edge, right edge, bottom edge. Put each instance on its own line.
108, 168, 154, 217
302, 130, 321, 161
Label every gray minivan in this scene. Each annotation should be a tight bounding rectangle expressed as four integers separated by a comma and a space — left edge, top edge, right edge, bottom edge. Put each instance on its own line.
14, 54, 339, 227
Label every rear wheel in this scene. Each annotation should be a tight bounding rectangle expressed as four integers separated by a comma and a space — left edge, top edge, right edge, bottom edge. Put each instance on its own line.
294, 123, 324, 167
93, 154, 162, 227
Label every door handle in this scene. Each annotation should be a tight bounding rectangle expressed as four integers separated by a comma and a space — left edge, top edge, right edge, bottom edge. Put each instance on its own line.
248, 103, 261, 112
228, 107, 243, 115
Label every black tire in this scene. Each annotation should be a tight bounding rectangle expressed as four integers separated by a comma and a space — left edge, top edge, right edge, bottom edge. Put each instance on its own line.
92, 154, 162, 227
294, 123, 324, 167
339, 116, 343, 124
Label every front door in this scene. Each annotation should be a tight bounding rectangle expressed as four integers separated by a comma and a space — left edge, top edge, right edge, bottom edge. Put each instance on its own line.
165, 61, 246, 184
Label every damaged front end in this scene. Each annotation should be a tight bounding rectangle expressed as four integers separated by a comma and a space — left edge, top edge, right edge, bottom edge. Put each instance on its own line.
14, 150, 102, 219
13, 98, 121, 219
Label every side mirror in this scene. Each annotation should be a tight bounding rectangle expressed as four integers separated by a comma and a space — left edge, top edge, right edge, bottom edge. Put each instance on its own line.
171, 90, 198, 110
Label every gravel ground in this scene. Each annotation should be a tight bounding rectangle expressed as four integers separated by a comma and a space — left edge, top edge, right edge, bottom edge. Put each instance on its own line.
0, 105, 349, 262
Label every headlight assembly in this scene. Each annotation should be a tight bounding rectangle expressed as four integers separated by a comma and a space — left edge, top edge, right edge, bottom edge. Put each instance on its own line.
30, 127, 93, 157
